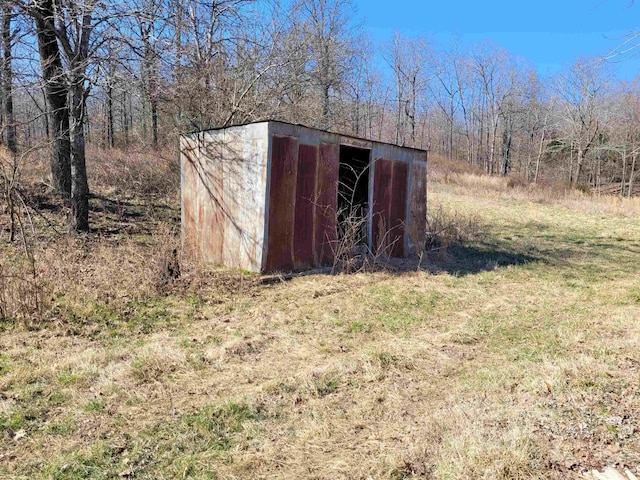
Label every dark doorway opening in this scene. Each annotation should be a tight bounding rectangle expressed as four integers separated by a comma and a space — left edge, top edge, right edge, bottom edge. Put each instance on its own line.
338, 145, 371, 245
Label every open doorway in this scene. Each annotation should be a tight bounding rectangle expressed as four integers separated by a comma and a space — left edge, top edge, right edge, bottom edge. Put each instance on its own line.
338, 145, 371, 246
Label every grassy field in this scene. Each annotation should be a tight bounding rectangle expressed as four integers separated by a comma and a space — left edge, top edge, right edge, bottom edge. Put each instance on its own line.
1, 161, 640, 479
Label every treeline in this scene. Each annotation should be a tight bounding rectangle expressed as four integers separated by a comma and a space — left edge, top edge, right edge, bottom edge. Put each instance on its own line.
1, 0, 638, 229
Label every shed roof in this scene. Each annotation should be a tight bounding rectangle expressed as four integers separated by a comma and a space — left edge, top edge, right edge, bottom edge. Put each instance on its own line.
182, 119, 429, 155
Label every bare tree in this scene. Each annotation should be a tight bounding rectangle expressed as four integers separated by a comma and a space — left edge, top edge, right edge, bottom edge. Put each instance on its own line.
17, 0, 114, 230
383, 32, 432, 147
27, 0, 71, 196
294, 0, 357, 131
554, 58, 609, 186
2, 2, 16, 153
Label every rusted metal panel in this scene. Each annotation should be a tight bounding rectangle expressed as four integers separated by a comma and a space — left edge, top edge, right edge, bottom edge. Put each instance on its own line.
372, 158, 393, 254
315, 143, 339, 265
266, 135, 299, 272
293, 144, 318, 268
390, 161, 409, 257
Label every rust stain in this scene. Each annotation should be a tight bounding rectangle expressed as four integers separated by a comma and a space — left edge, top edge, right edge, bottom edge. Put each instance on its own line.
266, 135, 298, 272
390, 161, 409, 257
409, 155, 427, 254
372, 158, 393, 254
181, 148, 199, 258
315, 143, 339, 265
294, 144, 318, 268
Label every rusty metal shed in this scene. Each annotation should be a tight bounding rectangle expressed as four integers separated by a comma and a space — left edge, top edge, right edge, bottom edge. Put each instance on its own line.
180, 121, 427, 273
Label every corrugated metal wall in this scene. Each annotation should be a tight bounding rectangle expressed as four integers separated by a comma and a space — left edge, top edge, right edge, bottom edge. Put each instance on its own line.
371, 158, 409, 257
265, 136, 338, 272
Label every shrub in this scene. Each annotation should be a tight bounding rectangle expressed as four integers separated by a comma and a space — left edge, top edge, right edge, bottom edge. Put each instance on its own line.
425, 204, 483, 252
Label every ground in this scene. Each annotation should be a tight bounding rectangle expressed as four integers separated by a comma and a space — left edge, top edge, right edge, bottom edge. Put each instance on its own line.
1, 160, 639, 479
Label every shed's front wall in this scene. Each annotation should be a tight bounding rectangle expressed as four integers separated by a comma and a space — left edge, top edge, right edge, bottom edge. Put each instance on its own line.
264, 125, 339, 272
264, 122, 427, 272
181, 123, 269, 272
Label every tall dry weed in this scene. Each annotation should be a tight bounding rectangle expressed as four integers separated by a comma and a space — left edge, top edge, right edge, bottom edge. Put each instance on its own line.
425, 204, 483, 254
0, 253, 52, 327
431, 169, 640, 217
87, 146, 179, 198
330, 207, 402, 274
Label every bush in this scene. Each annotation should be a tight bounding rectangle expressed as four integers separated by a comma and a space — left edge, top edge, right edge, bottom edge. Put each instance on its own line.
0, 256, 51, 327
506, 175, 529, 189
425, 204, 483, 253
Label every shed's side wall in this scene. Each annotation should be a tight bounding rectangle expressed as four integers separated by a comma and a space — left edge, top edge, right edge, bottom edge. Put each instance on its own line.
181, 134, 201, 260
180, 123, 269, 272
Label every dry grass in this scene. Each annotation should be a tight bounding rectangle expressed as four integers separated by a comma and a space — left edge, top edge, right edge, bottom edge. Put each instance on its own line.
433, 169, 640, 217
87, 146, 180, 198
429, 152, 640, 217
1, 150, 640, 479
425, 203, 483, 254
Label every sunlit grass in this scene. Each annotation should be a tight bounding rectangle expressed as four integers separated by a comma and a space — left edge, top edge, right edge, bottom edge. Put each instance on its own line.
1, 169, 639, 479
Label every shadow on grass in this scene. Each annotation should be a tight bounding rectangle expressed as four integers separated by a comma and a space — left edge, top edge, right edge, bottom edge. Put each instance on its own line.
269, 242, 544, 281
90, 194, 142, 217
423, 243, 542, 276
88, 195, 180, 237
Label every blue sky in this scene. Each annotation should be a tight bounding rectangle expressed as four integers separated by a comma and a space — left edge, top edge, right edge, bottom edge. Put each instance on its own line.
352, 0, 639, 80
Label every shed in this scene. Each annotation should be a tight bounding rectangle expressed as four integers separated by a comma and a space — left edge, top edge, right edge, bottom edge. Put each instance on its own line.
180, 121, 427, 273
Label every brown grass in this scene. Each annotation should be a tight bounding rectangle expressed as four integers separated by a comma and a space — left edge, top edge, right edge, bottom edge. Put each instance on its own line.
87, 145, 180, 198
433, 170, 640, 217
0, 150, 639, 479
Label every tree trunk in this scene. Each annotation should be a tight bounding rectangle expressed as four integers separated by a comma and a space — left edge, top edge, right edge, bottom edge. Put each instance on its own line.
2, 5, 16, 153
629, 153, 637, 199
34, 0, 71, 196
574, 147, 585, 186
534, 128, 545, 183
620, 149, 627, 197
69, 73, 90, 232
41, 86, 49, 139
448, 94, 454, 160
106, 81, 114, 148
151, 95, 158, 148
121, 89, 129, 148
489, 119, 498, 175
502, 128, 512, 176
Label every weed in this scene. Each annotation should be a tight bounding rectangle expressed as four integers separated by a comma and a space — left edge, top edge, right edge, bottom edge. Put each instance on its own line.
310, 371, 341, 397
83, 399, 106, 413
184, 402, 259, 451
44, 416, 78, 436
425, 203, 483, 253
0, 411, 26, 432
